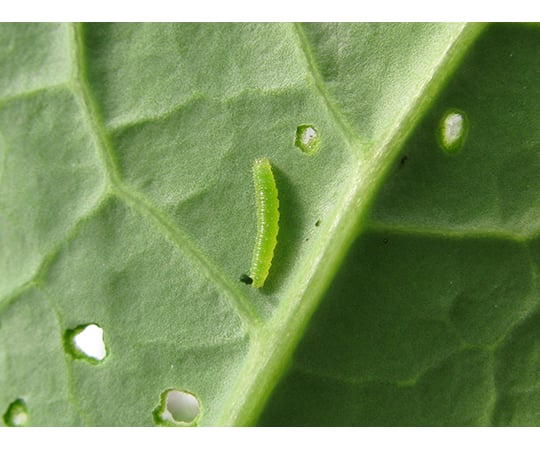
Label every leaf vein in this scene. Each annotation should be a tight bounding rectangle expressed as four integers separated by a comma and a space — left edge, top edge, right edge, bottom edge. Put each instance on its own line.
114, 184, 263, 333
0, 192, 111, 315
69, 23, 262, 334
69, 23, 121, 187
292, 23, 362, 150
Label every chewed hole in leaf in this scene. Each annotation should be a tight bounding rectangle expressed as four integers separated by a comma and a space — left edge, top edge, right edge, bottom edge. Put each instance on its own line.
3, 398, 28, 427
153, 389, 201, 426
438, 109, 468, 154
295, 124, 320, 155
64, 324, 107, 363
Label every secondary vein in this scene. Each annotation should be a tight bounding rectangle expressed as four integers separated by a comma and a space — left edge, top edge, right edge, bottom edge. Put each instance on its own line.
115, 184, 263, 333
68, 23, 262, 334
292, 23, 362, 150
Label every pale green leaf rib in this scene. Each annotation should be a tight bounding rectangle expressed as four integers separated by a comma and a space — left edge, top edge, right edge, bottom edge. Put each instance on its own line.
113, 184, 263, 331
292, 22, 362, 149
216, 23, 486, 426
37, 287, 85, 424
367, 221, 529, 243
68, 23, 262, 334
1, 22, 503, 427
0, 191, 111, 314
258, 24, 540, 426
0, 83, 70, 107
69, 23, 119, 188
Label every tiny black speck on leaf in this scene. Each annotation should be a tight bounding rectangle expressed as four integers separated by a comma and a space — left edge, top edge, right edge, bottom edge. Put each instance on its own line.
239, 274, 253, 285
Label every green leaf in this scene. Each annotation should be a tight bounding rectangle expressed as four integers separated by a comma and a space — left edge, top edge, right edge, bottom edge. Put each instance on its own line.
259, 23, 540, 426
0, 22, 535, 426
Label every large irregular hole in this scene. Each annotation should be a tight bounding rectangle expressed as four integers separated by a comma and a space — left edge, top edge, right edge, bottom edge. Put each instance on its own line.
64, 324, 107, 363
3, 398, 28, 427
295, 124, 320, 155
438, 109, 468, 154
153, 389, 201, 426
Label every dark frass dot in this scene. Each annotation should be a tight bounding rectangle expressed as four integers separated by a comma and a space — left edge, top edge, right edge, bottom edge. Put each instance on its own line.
240, 274, 253, 285
315, 219, 321, 227
400, 155, 409, 166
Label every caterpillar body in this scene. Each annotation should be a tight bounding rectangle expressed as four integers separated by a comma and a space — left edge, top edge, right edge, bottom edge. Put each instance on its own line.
249, 158, 279, 288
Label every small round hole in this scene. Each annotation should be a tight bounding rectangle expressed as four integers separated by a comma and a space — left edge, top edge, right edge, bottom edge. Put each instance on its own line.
3, 398, 28, 427
295, 124, 321, 155
438, 109, 468, 154
153, 389, 201, 426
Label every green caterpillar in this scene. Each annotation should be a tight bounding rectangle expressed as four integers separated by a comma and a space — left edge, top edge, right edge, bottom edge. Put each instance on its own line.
248, 158, 279, 288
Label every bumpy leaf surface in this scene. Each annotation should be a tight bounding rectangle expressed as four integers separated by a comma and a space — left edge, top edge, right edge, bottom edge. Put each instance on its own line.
1, 23, 537, 426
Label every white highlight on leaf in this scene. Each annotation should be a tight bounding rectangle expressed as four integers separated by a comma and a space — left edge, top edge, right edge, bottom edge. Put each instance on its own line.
73, 324, 106, 361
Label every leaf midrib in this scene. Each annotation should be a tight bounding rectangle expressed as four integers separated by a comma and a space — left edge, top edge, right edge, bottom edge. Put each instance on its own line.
214, 22, 487, 426
3, 23, 487, 426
